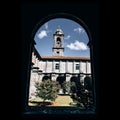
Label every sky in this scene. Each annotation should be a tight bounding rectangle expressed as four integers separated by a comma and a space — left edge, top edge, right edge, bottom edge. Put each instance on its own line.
34, 18, 90, 57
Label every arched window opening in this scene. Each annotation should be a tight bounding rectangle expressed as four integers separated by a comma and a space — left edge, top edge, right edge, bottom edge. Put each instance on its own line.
26, 13, 96, 114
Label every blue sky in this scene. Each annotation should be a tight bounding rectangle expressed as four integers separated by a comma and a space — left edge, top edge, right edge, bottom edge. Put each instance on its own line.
34, 18, 90, 57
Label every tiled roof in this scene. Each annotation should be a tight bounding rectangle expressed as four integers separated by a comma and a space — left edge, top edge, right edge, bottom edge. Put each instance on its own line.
41, 56, 90, 61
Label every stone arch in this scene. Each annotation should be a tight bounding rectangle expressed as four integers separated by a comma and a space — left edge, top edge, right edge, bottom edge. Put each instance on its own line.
31, 13, 92, 45
70, 76, 81, 93
70, 76, 78, 83
56, 75, 66, 94
56, 75, 66, 87
42, 75, 51, 81
70, 76, 81, 86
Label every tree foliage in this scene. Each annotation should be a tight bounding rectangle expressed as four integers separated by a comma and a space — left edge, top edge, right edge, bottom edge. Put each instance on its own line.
35, 79, 60, 102
61, 81, 71, 94
70, 77, 93, 108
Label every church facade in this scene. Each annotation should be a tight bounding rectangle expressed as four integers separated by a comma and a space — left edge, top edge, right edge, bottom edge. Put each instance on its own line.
29, 28, 91, 99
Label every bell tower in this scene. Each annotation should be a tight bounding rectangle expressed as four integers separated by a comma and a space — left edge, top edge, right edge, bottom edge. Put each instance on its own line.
52, 27, 64, 56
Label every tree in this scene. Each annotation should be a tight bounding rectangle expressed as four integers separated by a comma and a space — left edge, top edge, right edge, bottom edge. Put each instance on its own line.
35, 79, 60, 102
84, 76, 92, 91
69, 79, 93, 108
61, 81, 71, 94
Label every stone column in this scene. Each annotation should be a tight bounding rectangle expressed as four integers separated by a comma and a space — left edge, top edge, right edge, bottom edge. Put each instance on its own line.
45, 60, 47, 73
65, 60, 67, 72
86, 61, 87, 74
73, 60, 74, 73
52, 60, 55, 72
59, 60, 61, 73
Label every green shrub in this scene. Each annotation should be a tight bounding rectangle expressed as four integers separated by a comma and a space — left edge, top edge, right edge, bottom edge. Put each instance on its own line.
35, 79, 60, 102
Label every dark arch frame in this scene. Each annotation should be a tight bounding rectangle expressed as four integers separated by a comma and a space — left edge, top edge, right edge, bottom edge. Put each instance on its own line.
31, 13, 92, 46
25, 12, 96, 115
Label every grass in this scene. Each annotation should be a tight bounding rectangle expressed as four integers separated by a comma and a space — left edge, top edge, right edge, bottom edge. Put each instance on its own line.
54, 95, 73, 106
28, 95, 74, 106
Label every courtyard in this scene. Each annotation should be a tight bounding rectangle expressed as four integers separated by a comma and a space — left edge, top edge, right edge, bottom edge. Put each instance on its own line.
29, 94, 74, 107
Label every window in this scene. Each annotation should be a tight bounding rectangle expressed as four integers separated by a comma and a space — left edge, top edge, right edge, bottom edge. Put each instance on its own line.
57, 51, 59, 54
76, 64, 80, 70
55, 63, 59, 69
